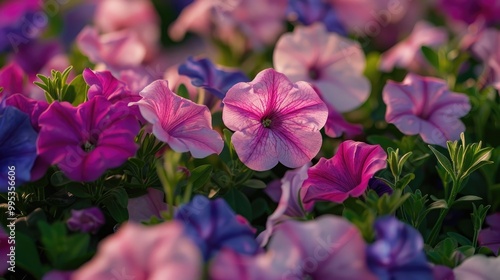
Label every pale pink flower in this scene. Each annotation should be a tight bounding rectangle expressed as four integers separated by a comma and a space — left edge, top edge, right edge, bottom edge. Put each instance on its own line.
77, 26, 147, 68
472, 28, 500, 90
73, 221, 202, 280
222, 68, 328, 171
454, 255, 500, 280
273, 23, 370, 113
301, 140, 387, 208
379, 21, 448, 72
383, 73, 471, 147
211, 215, 376, 280
130, 80, 224, 158
127, 188, 168, 223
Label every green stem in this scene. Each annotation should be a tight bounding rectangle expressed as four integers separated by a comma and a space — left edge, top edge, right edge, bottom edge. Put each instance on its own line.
427, 179, 461, 245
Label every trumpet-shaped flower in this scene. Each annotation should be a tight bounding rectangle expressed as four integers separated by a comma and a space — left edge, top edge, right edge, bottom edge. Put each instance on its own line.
301, 140, 387, 207
222, 68, 328, 171
273, 23, 370, 113
178, 56, 249, 100
453, 255, 500, 280
37, 97, 140, 182
73, 222, 202, 280
130, 80, 224, 158
383, 73, 471, 147
67, 207, 105, 234
174, 195, 259, 260
0, 104, 37, 191
211, 215, 376, 280
366, 216, 433, 279
0, 63, 24, 98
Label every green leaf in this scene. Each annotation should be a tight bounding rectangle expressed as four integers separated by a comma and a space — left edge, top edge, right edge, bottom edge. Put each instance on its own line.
105, 187, 129, 208
223, 188, 252, 221
395, 173, 415, 189
50, 171, 72, 186
65, 183, 92, 198
241, 179, 267, 189
189, 165, 213, 190
251, 197, 269, 219
17, 232, 48, 278
454, 195, 482, 203
367, 135, 398, 151
101, 197, 129, 223
456, 245, 475, 258
64, 74, 88, 105
177, 84, 190, 99
447, 232, 472, 246
421, 46, 439, 69
428, 145, 454, 179
428, 199, 448, 210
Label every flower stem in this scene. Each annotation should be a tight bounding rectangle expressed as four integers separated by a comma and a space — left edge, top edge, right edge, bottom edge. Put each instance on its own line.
427, 179, 461, 245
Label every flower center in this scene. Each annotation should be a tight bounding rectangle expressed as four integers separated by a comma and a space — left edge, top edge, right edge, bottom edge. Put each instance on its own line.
262, 118, 272, 128
308, 67, 320, 80
82, 141, 96, 152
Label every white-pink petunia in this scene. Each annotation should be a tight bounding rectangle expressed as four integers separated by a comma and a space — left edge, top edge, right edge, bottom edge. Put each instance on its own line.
273, 23, 370, 113
379, 21, 448, 72
130, 80, 224, 158
472, 28, 500, 91
72, 222, 202, 280
383, 73, 471, 147
210, 215, 376, 280
454, 255, 500, 280
222, 68, 328, 171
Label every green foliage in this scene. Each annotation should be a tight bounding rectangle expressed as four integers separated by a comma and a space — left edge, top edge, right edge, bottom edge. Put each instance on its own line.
34, 66, 88, 105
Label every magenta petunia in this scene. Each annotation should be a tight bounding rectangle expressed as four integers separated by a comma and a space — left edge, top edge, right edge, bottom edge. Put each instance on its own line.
37, 97, 140, 182
210, 215, 376, 280
222, 68, 328, 171
130, 80, 224, 158
5, 93, 48, 132
324, 102, 363, 138
383, 73, 471, 147
273, 23, 370, 113
73, 221, 202, 280
301, 140, 387, 208
478, 213, 500, 256
0, 63, 25, 98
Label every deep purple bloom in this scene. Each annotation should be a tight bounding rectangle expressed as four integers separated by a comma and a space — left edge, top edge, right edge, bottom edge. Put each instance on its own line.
37, 97, 140, 182
174, 195, 259, 260
366, 216, 433, 280
0, 104, 37, 191
438, 0, 500, 26
12, 40, 63, 76
478, 213, 500, 256
368, 178, 393, 196
178, 56, 249, 100
5, 93, 48, 132
0, 0, 47, 53
67, 207, 105, 234
0, 227, 9, 274
287, 0, 346, 35
42, 270, 73, 280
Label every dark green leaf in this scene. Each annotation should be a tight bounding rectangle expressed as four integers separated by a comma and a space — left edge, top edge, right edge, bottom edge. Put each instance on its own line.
223, 188, 252, 221
64, 74, 88, 105
428, 145, 454, 179
446, 232, 472, 246
176, 84, 190, 99
189, 165, 213, 190
17, 232, 48, 278
421, 46, 439, 69
241, 179, 267, 189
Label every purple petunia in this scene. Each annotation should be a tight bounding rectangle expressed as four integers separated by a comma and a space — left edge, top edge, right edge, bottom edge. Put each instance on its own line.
478, 213, 500, 256
67, 207, 105, 234
366, 216, 433, 279
178, 56, 249, 100
287, 0, 346, 35
383, 73, 471, 147
174, 195, 259, 260
37, 97, 140, 182
222, 68, 328, 171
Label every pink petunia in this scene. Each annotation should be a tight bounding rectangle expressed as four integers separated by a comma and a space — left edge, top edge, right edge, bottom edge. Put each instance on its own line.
383, 73, 471, 147
0, 63, 25, 98
301, 140, 387, 208
259, 163, 310, 246
273, 23, 370, 113
454, 255, 500, 280
222, 68, 328, 171
130, 80, 224, 158
472, 28, 500, 91
127, 188, 168, 223
37, 97, 140, 182
379, 21, 448, 72
73, 221, 202, 280
324, 102, 363, 138
210, 215, 376, 280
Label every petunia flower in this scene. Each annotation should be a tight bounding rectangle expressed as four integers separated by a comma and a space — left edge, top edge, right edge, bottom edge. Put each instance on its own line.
273, 23, 370, 113
438, 0, 500, 26
72, 221, 202, 280
0, 63, 25, 98
37, 96, 140, 182
178, 56, 249, 100
130, 80, 224, 158
366, 216, 433, 279
478, 213, 500, 256
368, 178, 393, 197
0, 226, 9, 274
174, 195, 259, 260
301, 140, 387, 208
127, 188, 168, 223
471, 28, 500, 91
259, 163, 310, 246
67, 207, 105, 234
383, 73, 471, 147
453, 255, 500, 280
324, 102, 363, 138
287, 0, 346, 35
42, 270, 73, 280
210, 215, 376, 280
5, 94, 48, 132
379, 21, 448, 72
0, 104, 38, 191
222, 68, 328, 171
